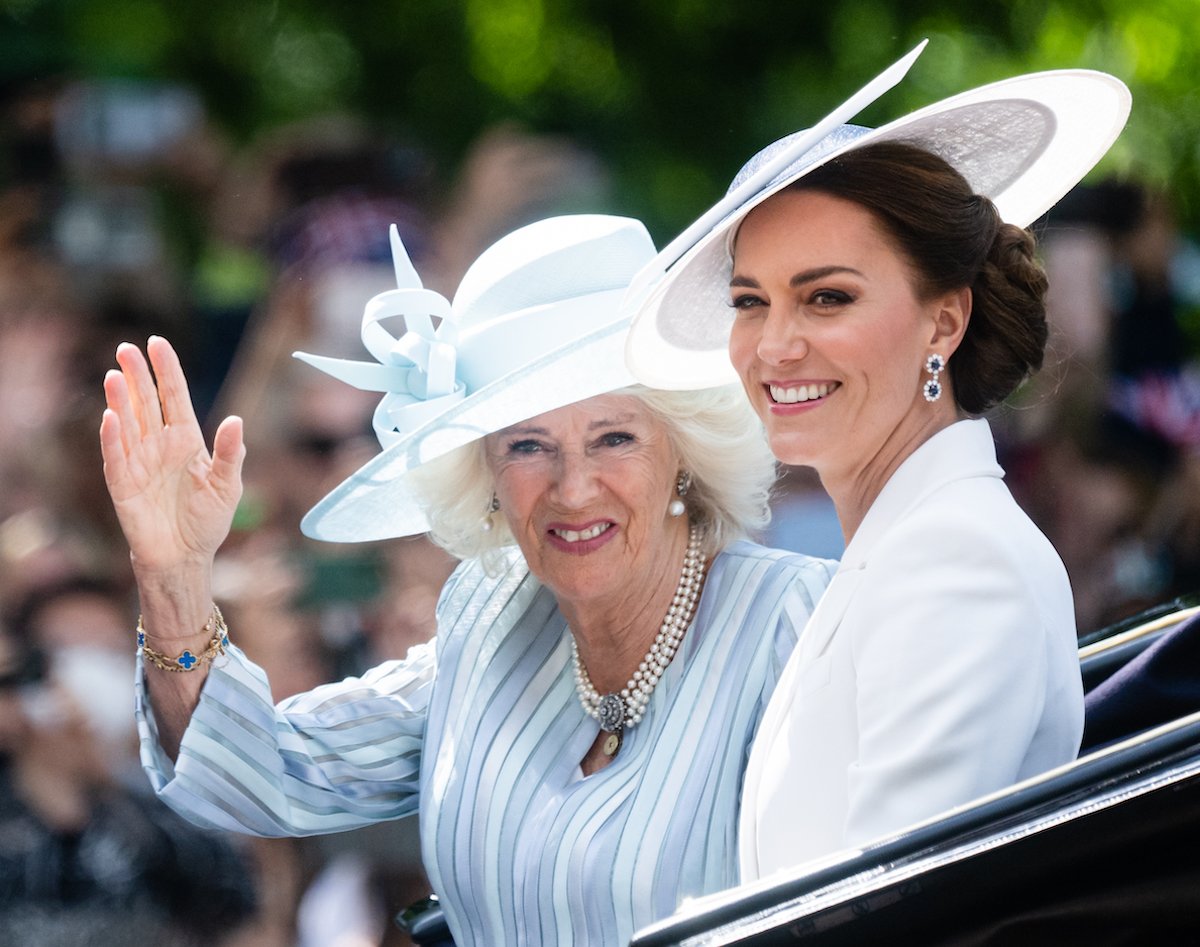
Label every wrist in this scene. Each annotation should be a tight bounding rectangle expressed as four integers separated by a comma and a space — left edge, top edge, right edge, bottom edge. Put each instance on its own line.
130, 555, 213, 593
134, 567, 216, 644
138, 605, 229, 673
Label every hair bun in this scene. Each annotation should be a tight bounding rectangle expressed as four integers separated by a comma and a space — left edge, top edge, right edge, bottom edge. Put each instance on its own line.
954, 223, 1049, 415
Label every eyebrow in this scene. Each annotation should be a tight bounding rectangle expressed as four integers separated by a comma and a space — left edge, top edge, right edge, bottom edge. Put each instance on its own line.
730, 265, 865, 289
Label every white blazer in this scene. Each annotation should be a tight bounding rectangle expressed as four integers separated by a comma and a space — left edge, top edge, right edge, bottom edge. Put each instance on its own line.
739, 419, 1083, 880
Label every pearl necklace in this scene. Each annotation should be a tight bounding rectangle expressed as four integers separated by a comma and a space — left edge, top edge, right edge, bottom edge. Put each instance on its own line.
571, 523, 706, 756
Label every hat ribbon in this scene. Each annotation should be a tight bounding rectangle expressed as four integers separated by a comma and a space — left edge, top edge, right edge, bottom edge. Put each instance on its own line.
294, 225, 467, 449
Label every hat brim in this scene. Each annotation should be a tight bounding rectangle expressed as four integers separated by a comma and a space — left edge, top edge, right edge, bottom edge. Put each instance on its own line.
300, 295, 634, 542
625, 69, 1132, 390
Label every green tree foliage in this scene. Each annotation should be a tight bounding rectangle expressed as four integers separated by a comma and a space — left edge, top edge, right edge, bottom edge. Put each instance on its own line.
2, 0, 1199, 237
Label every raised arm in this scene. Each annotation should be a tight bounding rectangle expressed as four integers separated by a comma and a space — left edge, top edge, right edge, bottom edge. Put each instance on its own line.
99, 336, 245, 758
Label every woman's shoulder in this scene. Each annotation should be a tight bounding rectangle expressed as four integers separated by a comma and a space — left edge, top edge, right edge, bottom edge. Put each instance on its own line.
880, 475, 1062, 574
438, 546, 531, 603
719, 538, 839, 579
434, 546, 550, 644
695, 541, 834, 662
713, 539, 839, 606
860, 480, 1073, 636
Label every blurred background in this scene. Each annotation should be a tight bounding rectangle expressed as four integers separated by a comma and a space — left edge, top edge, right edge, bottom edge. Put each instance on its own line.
0, 1, 1198, 944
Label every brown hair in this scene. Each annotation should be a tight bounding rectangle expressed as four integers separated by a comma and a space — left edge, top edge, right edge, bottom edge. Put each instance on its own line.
788, 141, 1049, 415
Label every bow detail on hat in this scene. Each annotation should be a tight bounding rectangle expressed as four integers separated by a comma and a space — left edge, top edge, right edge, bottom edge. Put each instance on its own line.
295, 225, 466, 448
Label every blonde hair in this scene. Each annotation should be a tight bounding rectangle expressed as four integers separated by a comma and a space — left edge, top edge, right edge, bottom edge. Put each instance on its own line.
408, 384, 777, 569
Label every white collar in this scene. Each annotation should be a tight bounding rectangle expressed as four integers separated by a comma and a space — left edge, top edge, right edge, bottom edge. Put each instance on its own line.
839, 418, 1003, 571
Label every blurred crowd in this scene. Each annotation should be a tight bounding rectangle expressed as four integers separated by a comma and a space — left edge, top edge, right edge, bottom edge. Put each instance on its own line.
0, 71, 1197, 946
1006, 182, 1200, 631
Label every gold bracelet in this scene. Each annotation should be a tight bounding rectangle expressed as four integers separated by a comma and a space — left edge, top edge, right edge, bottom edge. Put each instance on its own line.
137, 605, 229, 672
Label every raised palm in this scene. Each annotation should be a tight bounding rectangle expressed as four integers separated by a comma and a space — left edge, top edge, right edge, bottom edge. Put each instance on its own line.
100, 337, 245, 576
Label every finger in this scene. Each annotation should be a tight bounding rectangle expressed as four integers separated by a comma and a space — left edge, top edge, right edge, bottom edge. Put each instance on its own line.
115, 341, 164, 436
103, 369, 139, 458
146, 336, 201, 431
98, 408, 128, 491
210, 415, 246, 499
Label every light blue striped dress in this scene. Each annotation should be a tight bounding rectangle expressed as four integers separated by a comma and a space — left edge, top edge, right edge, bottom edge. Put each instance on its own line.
137, 540, 834, 945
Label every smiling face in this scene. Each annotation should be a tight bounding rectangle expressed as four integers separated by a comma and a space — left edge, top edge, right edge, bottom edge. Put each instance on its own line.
728, 188, 965, 491
483, 393, 687, 614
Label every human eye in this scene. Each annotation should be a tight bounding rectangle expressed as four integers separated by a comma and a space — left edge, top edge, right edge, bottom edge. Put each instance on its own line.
728, 292, 766, 313
809, 288, 854, 308
597, 431, 635, 449
506, 438, 547, 455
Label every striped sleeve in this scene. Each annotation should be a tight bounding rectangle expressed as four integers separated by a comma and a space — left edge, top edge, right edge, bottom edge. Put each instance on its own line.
137, 640, 434, 837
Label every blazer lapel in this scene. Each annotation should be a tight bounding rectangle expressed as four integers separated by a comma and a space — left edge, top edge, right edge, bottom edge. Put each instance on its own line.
793, 566, 865, 664
740, 564, 864, 878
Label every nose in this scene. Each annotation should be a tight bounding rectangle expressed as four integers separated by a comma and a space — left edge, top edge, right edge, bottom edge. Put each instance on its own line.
756, 308, 808, 366
753, 306, 811, 364
553, 450, 602, 508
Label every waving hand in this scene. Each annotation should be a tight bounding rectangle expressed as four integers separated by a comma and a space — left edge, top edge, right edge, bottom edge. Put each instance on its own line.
100, 336, 245, 578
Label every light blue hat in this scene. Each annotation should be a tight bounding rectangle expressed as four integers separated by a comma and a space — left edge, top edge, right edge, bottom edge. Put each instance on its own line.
296, 214, 657, 542
625, 40, 1132, 390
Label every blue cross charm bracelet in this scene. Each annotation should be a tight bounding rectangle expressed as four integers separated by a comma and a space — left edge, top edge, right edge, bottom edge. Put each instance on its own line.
137, 605, 229, 673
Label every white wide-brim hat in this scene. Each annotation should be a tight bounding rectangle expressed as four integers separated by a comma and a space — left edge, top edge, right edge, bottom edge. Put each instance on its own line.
624, 40, 1132, 390
297, 214, 656, 542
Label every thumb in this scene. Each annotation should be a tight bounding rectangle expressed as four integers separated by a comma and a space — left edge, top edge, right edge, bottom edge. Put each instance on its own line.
210, 416, 246, 496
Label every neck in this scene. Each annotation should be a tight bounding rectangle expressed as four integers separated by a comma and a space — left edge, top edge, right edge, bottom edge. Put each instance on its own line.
822, 409, 961, 545
564, 521, 692, 695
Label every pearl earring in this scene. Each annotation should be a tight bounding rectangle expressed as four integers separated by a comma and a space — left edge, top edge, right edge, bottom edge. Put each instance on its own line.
482, 493, 500, 532
669, 471, 691, 517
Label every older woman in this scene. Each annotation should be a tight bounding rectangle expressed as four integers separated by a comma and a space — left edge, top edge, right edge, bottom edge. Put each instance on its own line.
625, 49, 1131, 878
99, 214, 833, 944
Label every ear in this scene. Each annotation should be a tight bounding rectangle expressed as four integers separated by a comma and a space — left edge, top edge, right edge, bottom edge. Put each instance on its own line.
928, 286, 971, 356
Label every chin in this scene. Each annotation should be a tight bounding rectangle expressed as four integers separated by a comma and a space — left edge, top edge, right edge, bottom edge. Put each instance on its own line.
766, 432, 817, 468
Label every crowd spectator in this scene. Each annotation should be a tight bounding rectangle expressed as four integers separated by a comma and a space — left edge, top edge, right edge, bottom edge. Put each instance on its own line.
1001, 180, 1200, 631
0, 580, 258, 945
